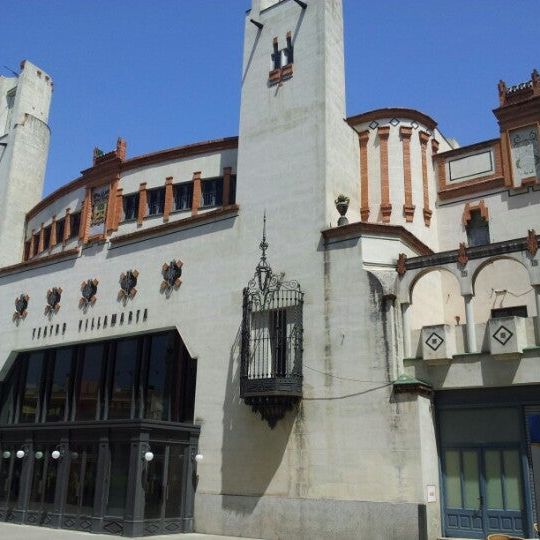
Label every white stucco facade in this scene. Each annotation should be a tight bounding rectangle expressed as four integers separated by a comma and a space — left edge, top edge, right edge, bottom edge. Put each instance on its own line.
1, 2, 540, 539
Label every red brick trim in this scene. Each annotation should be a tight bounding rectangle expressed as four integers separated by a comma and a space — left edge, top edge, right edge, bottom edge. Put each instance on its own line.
431, 139, 439, 155
378, 126, 392, 223
358, 130, 370, 221
110, 204, 239, 246
163, 177, 174, 222
463, 200, 489, 225
26, 137, 238, 221
400, 126, 415, 222
347, 108, 437, 131
114, 188, 123, 229
29, 230, 36, 258
0, 248, 80, 277
192, 172, 201, 217
79, 188, 91, 242
137, 183, 147, 225
419, 131, 431, 226
321, 221, 433, 256
105, 177, 119, 234
63, 208, 71, 244
38, 224, 45, 253
222, 167, 232, 207
49, 216, 57, 250
435, 138, 505, 201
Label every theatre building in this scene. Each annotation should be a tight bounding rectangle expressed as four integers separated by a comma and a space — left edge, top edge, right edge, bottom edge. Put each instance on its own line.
1, 1, 540, 538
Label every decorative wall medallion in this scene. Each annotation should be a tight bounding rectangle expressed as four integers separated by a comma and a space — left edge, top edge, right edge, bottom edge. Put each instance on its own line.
425, 332, 444, 351
80, 278, 99, 308
119, 270, 138, 301
493, 325, 513, 346
45, 287, 62, 315
13, 294, 29, 321
527, 229, 538, 257
457, 243, 468, 267
161, 260, 183, 292
396, 253, 407, 276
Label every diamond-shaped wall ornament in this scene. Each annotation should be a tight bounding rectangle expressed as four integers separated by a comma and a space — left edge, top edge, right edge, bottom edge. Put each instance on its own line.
488, 316, 527, 358
492, 325, 514, 346
411, 120, 419, 129
421, 324, 456, 364
369, 120, 379, 130
390, 117, 399, 127
425, 332, 444, 351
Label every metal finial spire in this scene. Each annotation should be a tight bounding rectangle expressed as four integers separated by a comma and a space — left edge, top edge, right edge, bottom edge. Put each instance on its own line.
259, 211, 268, 261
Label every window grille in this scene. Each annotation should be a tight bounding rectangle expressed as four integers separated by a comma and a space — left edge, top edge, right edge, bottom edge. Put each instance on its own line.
173, 183, 193, 211
147, 188, 165, 216
240, 216, 303, 427
201, 178, 223, 208
123, 193, 139, 221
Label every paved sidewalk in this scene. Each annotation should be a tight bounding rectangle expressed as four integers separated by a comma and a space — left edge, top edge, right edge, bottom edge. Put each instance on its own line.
0, 523, 262, 540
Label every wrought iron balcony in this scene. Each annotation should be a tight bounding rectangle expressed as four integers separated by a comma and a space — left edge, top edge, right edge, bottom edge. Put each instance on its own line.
240, 216, 303, 428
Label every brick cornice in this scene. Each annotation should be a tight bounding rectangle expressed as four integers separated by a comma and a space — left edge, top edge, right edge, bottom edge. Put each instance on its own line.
419, 130, 430, 146
321, 221, 433, 256
347, 108, 437, 131
378, 126, 391, 139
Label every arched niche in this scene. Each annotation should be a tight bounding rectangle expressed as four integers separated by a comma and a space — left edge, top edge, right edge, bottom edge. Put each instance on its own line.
409, 267, 464, 330
471, 256, 535, 324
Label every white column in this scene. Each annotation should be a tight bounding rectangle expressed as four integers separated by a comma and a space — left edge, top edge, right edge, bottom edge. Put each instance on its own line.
401, 302, 412, 358
464, 294, 477, 353
535, 285, 540, 346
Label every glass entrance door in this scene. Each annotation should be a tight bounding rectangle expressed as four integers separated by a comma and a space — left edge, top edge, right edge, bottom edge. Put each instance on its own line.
64, 444, 98, 521
142, 443, 188, 533
28, 447, 58, 524
443, 447, 525, 538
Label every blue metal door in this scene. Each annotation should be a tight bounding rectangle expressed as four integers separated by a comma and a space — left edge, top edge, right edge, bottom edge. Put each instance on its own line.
443, 447, 526, 538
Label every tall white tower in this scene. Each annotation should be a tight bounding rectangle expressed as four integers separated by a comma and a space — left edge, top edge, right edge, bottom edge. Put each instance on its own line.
0, 60, 52, 267
236, 0, 358, 254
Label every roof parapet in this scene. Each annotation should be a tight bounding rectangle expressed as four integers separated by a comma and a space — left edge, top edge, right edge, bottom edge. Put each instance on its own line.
498, 69, 540, 107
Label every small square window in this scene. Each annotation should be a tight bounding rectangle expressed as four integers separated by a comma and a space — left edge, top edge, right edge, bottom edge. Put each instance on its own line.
466, 210, 489, 247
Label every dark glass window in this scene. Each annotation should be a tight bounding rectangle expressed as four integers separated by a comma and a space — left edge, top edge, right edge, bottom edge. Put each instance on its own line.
33, 233, 39, 256
466, 210, 490, 247
56, 218, 65, 244
491, 306, 528, 318
107, 443, 129, 516
0, 363, 20, 424
108, 339, 138, 420
46, 348, 73, 422
229, 175, 237, 205
144, 444, 165, 519
145, 334, 175, 421
147, 188, 165, 216
70, 212, 81, 240
173, 183, 193, 211
123, 193, 139, 221
76, 344, 104, 421
201, 178, 223, 207
165, 445, 185, 517
20, 352, 45, 423
66, 444, 97, 515
43, 225, 51, 250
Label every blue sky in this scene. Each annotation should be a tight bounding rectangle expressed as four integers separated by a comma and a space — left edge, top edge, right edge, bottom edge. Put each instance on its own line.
2, 0, 539, 195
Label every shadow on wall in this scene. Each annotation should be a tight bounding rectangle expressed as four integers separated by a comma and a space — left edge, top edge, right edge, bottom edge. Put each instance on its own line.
220, 325, 296, 515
